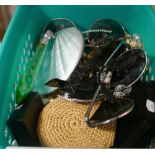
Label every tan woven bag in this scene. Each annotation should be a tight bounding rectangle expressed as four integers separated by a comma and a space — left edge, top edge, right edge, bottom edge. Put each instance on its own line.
37, 97, 116, 148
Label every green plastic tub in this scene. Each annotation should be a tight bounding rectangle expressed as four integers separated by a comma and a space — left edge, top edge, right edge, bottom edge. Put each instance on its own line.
0, 5, 155, 148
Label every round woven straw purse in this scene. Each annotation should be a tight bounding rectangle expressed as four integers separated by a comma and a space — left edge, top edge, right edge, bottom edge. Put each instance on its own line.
37, 97, 116, 148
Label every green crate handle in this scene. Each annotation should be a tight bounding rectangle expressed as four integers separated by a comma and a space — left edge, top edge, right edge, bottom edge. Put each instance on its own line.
0, 42, 2, 60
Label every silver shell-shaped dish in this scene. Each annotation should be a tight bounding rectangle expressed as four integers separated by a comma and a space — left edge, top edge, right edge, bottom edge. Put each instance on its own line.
49, 27, 84, 81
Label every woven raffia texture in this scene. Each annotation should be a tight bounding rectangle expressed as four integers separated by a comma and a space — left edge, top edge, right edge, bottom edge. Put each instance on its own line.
37, 97, 116, 148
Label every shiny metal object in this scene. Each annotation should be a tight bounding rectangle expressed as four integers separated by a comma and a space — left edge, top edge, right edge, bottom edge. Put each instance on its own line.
87, 98, 135, 127
84, 45, 147, 127
43, 18, 76, 34
110, 48, 148, 88
47, 27, 84, 81
84, 40, 125, 125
